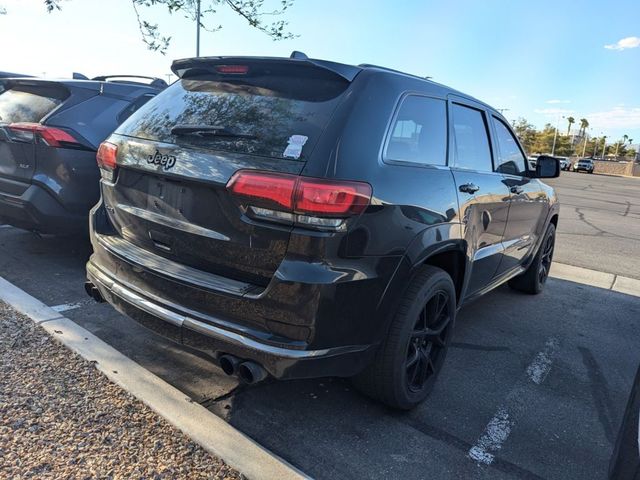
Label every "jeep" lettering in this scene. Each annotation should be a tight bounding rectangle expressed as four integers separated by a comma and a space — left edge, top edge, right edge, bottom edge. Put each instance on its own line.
147, 150, 177, 171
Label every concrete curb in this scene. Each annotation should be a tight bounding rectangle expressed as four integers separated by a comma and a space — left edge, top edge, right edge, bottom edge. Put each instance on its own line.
0, 276, 309, 480
550, 262, 640, 297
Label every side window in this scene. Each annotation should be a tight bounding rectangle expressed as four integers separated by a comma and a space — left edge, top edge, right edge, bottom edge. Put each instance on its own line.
493, 117, 527, 176
384, 96, 447, 166
117, 93, 156, 124
451, 103, 493, 172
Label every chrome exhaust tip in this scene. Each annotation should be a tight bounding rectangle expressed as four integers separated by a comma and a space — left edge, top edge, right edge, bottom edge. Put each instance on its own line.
237, 361, 268, 384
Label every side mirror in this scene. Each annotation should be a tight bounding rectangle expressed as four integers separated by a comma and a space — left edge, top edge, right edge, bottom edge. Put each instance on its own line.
534, 155, 560, 178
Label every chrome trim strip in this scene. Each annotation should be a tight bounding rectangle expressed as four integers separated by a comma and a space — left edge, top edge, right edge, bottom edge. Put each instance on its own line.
96, 234, 259, 296
116, 203, 230, 241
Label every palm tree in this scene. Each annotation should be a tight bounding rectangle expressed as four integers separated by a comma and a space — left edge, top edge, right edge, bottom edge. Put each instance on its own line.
623, 134, 629, 144
566, 116, 575, 135
579, 118, 589, 136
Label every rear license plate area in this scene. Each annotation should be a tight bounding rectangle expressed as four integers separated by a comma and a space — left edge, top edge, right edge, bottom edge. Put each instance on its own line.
146, 177, 192, 217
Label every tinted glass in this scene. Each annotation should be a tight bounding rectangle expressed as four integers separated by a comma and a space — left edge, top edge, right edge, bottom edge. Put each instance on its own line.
117, 70, 349, 161
493, 117, 527, 175
0, 86, 66, 123
385, 96, 447, 165
451, 104, 493, 171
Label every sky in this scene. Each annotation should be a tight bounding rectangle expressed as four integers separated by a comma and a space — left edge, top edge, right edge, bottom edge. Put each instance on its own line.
1, 0, 639, 143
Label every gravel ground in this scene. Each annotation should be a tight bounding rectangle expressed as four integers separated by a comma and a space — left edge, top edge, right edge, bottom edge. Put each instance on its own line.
0, 301, 242, 479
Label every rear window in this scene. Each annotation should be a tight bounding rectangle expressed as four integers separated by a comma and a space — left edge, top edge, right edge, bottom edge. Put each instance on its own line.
0, 85, 68, 123
116, 69, 350, 161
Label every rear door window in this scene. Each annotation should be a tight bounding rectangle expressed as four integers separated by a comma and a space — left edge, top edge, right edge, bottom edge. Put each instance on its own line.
384, 95, 447, 166
451, 103, 493, 172
116, 67, 350, 161
493, 117, 527, 176
0, 85, 68, 123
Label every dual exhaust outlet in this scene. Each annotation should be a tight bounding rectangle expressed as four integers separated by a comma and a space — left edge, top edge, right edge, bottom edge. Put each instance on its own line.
219, 354, 268, 384
85, 281, 268, 385
84, 281, 105, 303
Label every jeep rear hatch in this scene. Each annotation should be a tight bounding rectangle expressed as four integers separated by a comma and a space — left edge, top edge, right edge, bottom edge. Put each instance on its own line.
102, 57, 358, 286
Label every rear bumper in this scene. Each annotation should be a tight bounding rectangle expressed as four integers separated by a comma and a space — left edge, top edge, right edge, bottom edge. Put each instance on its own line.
86, 196, 404, 379
0, 181, 86, 233
86, 258, 378, 379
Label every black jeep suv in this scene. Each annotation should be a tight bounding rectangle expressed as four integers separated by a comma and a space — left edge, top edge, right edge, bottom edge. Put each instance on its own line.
85, 53, 559, 409
0, 75, 166, 234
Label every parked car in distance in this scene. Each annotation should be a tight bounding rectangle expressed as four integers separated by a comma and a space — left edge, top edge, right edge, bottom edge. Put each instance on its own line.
0, 75, 167, 234
527, 155, 539, 169
555, 156, 569, 170
573, 157, 595, 173
85, 52, 560, 409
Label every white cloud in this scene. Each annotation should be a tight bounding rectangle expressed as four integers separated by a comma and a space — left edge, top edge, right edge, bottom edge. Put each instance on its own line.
604, 36, 640, 51
545, 99, 570, 104
586, 107, 640, 130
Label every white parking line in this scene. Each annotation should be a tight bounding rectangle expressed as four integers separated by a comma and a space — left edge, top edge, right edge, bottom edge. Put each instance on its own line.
526, 338, 560, 385
468, 337, 560, 465
51, 302, 83, 313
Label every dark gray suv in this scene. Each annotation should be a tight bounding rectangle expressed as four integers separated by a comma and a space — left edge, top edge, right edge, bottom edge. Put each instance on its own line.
85, 53, 560, 409
0, 75, 166, 234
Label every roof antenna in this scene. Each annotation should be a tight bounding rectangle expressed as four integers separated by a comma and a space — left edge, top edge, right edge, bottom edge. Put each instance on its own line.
290, 51, 308, 60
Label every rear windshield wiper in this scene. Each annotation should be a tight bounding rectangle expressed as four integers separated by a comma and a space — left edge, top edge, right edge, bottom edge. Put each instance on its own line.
170, 124, 257, 139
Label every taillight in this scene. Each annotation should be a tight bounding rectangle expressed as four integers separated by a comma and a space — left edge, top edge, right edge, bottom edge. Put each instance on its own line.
96, 142, 118, 181
227, 170, 296, 210
227, 170, 372, 229
295, 178, 371, 216
8, 122, 81, 148
97, 142, 117, 170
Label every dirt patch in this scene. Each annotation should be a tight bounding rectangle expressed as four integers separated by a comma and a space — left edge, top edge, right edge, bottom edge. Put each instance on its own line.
0, 301, 242, 479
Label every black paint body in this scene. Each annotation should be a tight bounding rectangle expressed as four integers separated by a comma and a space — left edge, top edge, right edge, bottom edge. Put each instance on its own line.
87, 57, 559, 379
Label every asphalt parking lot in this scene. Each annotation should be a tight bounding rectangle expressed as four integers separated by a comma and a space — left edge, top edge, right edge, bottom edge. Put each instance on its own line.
546, 172, 640, 280
1, 170, 639, 479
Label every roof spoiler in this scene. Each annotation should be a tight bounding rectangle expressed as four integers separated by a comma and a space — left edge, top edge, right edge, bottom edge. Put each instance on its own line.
171, 51, 361, 82
91, 75, 168, 89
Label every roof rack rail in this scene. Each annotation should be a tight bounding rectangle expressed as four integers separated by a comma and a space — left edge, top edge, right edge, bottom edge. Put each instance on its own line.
91, 75, 168, 89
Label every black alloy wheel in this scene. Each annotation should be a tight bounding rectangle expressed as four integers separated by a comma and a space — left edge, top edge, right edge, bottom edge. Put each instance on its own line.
406, 291, 452, 393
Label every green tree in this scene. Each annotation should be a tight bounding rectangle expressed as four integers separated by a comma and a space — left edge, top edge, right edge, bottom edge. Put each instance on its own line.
511, 117, 537, 154
33, 0, 297, 54
531, 123, 557, 154
579, 118, 589, 136
566, 116, 575, 135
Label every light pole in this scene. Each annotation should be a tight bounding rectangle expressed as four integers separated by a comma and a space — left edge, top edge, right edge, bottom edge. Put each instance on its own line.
593, 132, 603, 157
551, 114, 564, 156
196, 0, 201, 57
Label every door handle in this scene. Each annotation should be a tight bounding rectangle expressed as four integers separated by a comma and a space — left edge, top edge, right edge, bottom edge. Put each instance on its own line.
459, 183, 480, 194
510, 186, 524, 194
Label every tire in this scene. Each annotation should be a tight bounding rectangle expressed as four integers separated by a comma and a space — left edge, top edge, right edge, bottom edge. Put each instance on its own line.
352, 265, 456, 410
508, 223, 556, 294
